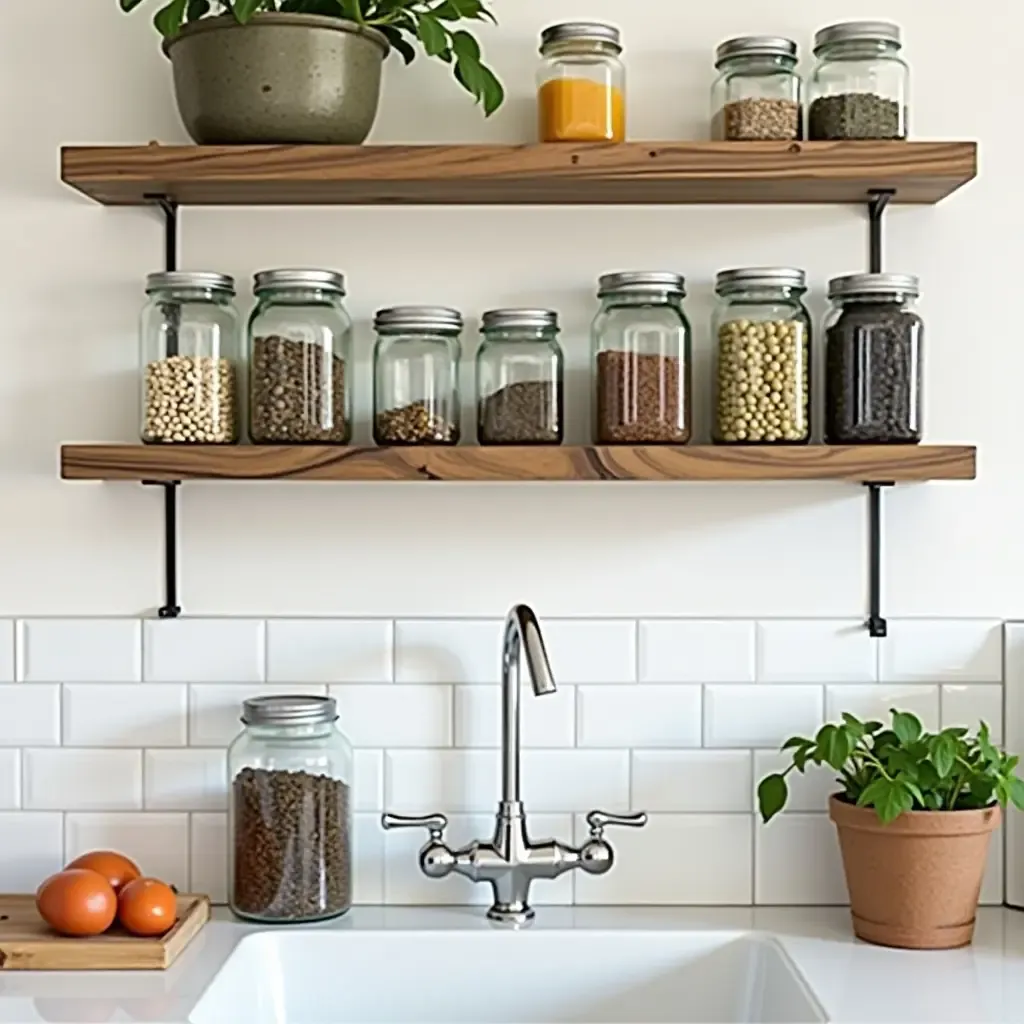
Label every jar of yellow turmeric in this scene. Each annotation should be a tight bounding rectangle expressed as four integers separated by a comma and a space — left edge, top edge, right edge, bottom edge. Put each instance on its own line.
538, 22, 625, 143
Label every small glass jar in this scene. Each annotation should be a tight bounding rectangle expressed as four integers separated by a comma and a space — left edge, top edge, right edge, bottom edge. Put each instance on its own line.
477, 309, 564, 446
808, 22, 909, 140
228, 695, 353, 924
711, 37, 802, 141
538, 22, 625, 143
593, 272, 691, 445
825, 273, 923, 444
140, 272, 241, 445
713, 268, 811, 445
373, 307, 462, 445
248, 269, 352, 445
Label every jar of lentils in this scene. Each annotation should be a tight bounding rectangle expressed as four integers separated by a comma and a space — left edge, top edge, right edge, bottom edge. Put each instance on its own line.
713, 268, 811, 445
477, 309, 564, 445
373, 306, 462, 445
248, 269, 352, 445
140, 272, 241, 445
808, 22, 909, 140
229, 695, 353, 924
824, 273, 923, 444
711, 36, 802, 141
593, 272, 691, 444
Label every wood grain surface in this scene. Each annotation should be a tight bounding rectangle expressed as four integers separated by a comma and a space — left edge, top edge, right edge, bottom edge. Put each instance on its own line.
60, 444, 977, 483
60, 141, 977, 206
0, 894, 209, 971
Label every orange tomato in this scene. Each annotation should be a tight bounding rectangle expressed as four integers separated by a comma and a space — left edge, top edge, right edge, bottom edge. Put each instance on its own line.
65, 850, 141, 894
36, 869, 117, 937
118, 878, 177, 937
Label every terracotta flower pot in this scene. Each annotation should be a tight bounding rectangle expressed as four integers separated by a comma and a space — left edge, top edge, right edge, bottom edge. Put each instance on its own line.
829, 795, 1000, 950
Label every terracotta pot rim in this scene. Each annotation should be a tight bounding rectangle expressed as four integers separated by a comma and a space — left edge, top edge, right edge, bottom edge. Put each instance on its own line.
828, 793, 1001, 835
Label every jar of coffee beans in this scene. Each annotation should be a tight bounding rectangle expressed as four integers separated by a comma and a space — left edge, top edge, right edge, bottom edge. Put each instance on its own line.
228, 695, 353, 924
477, 309, 564, 445
711, 37, 802, 141
808, 22, 909, 140
373, 307, 463, 445
713, 268, 811, 445
593, 272, 691, 445
140, 272, 241, 445
825, 273, 923, 444
248, 269, 352, 444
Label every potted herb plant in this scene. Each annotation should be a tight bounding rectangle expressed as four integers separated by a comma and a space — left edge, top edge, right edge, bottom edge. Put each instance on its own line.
758, 709, 1024, 950
120, 0, 504, 145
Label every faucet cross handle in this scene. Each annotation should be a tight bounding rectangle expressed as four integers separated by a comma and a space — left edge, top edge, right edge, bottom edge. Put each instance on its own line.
586, 810, 648, 839
381, 812, 449, 841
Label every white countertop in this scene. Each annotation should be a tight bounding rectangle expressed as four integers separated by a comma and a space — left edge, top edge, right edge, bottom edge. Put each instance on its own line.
0, 906, 1022, 1023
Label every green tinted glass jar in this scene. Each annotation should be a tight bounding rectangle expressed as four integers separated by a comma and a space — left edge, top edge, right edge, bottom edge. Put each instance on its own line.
711, 36, 802, 141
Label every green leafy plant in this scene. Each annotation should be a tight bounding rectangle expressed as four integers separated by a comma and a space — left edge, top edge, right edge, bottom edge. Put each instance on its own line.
758, 709, 1024, 825
119, 0, 504, 115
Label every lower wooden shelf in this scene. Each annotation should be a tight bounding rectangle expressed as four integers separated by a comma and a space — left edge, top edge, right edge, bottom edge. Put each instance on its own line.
60, 444, 977, 483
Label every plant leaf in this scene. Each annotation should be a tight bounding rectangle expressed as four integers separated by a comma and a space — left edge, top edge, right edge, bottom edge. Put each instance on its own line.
891, 710, 923, 746
186, 0, 211, 19
417, 13, 449, 56
121, 0, 150, 10
1009, 776, 1024, 811
757, 773, 788, 823
379, 24, 418, 62
822, 725, 853, 772
154, 0, 188, 36
932, 733, 957, 779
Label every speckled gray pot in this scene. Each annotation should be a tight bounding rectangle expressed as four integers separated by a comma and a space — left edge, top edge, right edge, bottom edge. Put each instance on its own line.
164, 13, 389, 145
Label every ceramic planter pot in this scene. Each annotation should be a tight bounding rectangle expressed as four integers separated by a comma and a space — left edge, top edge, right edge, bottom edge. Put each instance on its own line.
163, 13, 390, 145
829, 795, 1000, 950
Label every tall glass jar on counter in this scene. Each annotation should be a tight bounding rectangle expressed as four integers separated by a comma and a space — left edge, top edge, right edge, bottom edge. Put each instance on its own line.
825, 273, 923, 444
477, 310, 564, 445
713, 268, 811, 445
711, 37, 802, 141
248, 269, 352, 444
228, 696, 353, 924
140, 272, 241, 444
373, 307, 462, 445
808, 22, 909, 139
593, 272, 691, 444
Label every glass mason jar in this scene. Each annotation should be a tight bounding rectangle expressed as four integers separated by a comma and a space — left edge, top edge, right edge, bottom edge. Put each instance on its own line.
711, 37, 802, 141
593, 272, 691, 444
713, 268, 811, 445
373, 307, 462, 445
808, 21, 909, 140
477, 309, 564, 446
538, 22, 625, 143
248, 269, 353, 445
825, 273, 923, 444
140, 272, 240, 445
228, 695, 354, 924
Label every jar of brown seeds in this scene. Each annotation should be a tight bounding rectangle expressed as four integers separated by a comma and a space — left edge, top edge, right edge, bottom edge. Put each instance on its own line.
711, 37, 802, 141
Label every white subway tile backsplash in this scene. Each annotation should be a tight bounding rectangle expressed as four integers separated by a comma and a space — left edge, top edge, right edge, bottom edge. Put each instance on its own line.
24, 749, 142, 810
523, 751, 630, 812
542, 621, 636, 684
0, 813, 64, 890
941, 685, 1003, 744
188, 683, 328, 747
354, 749, 384, 812
755, 815, 847, 905
63, 683, 186, 747
191, 812, 228, 904
757, 620, 876, 683
880, 620, 1002, 683
353, 813, 385, 904
577, 686, 701, 749
386, 750, 497, 814
395, 620, 501, 684
640, 620, 755, 684
0, 621, 14, 682
266, 619, 392, 683
0, 751, 20, 809
705, 685, 823, 749
825, 685, 939, 731
753, 752, 838, 813
331, 685, 452, 748
0, 685, 60, 746
21, 619, 141, 683
632, 751, 752, 813
144, 619, 265, 683
454, 685, 575, 748
144, 749, 228, 811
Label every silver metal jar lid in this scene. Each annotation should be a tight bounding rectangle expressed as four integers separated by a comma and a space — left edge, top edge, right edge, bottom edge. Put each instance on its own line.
541, 22, 622, 53
146, 271, 235, 295
374, 306, 464, 334
481, 309, 559, 332
814, 21, 902, 53
716, 267, 807, 293
715, 36, 798, 67
598, 271, 686, 298
828, 273, 919, 299
254, 269, 346, 295
242, 695, 338, 727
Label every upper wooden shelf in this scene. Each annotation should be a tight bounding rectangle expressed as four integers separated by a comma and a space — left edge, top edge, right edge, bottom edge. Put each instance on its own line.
60, 141, 977, 207
61, 444, 976, 483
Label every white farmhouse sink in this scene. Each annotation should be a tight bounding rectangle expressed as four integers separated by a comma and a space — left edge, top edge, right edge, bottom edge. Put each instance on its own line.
189, 930, 826, 1023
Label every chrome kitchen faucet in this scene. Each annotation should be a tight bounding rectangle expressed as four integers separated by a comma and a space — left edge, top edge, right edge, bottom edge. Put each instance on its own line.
382, 604, 647, 924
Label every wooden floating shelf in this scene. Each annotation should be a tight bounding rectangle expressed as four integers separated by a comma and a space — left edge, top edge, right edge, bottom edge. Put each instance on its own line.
60, 141, 977, 207
61, 444, 977, 483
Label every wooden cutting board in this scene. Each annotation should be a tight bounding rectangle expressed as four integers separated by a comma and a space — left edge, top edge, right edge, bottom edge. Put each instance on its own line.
0, 893, 209, 970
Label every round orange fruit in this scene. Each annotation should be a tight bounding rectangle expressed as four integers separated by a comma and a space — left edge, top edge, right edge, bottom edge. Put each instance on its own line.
65, 850, 141, 894
36, 869, 117, 937
118, 878, 177, 937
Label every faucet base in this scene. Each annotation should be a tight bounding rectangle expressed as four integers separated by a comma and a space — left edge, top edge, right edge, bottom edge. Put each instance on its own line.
487, 902, 534, 926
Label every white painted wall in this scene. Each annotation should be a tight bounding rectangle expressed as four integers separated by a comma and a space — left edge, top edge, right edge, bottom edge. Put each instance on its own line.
0, 0, 1013, 617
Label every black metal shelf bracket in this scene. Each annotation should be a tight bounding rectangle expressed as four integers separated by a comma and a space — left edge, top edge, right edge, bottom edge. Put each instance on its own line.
864, 482, 893, 638
867, 189, 895, 274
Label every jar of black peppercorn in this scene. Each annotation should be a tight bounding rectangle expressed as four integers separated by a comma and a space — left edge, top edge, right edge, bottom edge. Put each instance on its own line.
825, 273, 923, 444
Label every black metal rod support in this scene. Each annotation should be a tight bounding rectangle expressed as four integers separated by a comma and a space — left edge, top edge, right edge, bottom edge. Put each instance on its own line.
867, 189, 895, 274
866, 483, 892, 638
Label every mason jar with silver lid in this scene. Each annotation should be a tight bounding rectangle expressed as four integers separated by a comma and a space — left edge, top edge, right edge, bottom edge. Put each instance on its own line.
808, 21, 909, 139
825, 273, 923, 443
228, 695, 354, 924
711, 37, 802, 141
248, 269, 352, 445
140, 271, 241, 444
373, 306, 463, 445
